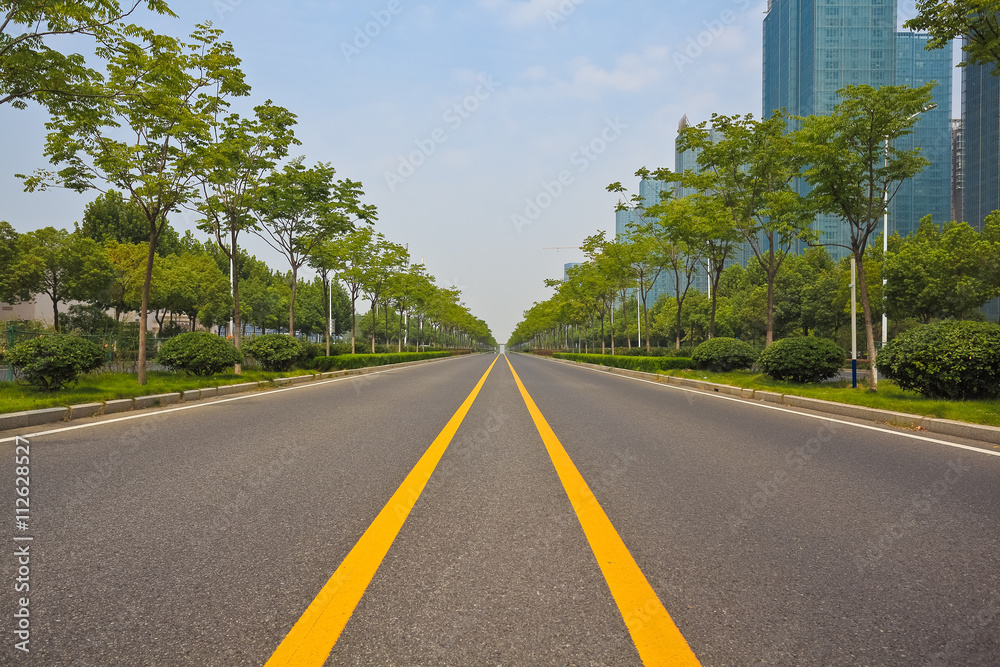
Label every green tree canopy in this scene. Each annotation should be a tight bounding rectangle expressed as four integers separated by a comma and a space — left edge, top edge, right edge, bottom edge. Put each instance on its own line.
4, 227, 111, 331
21, 23, 249, 384
253, 158, 376, 336
0, 0, 173, 111
795, 83, 936, 390
905, 1, 1000, 74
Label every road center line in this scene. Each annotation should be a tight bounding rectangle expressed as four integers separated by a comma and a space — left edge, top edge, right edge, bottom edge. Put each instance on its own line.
504, 355, 701, 667
263, 354, 500, 667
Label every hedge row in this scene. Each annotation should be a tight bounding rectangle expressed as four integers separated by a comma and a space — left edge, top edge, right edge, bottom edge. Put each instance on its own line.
551, 353, 694, 372
311, 352, 454, 371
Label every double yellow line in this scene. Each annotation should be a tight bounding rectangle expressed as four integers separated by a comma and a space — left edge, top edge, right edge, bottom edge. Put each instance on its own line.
266, 354, 699, 666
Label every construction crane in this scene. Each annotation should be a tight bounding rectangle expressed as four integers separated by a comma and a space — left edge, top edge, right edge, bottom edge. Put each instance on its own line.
543, 246, 578, 251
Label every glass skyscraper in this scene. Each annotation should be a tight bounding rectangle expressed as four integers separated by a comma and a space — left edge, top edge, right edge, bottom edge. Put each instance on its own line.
962, 57, 1000, 230
952, 118, 964, 224
762, 0, 957, 256
614, 179, 679, 302
764, 0, 898, 121
891, 32, 953, 237
961, 53, 1000, 322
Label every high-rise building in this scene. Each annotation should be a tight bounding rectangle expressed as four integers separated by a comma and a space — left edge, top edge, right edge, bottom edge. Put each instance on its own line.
961, 49, 1000, 322
614, 179, 676, 303
951, 118, 964, 224
890, 32, 953, 236
674, 117, 754, 270
962, 57, 1000, 230
764, 0, 897, 120
764, 0, 906, 256
563, 263, 581, 281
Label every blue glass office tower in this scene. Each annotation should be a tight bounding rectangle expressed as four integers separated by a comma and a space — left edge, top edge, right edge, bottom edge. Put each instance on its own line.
962, 58, 1000, 230
614, 179, 677, 303
962, 54, 1000, 321
563, 263, 581, 281
763, 0, 899, 257
891, 32, 953, 237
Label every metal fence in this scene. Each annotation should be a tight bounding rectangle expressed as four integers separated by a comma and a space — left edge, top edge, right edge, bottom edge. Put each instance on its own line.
2, 326, 172, 381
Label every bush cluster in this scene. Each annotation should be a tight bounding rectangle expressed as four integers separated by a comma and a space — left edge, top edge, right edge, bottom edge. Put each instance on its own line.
312, 352, 453, 371
757, 337, 844, 383
581, 347, 696, 358
876, 321, 1000, 400
156, 332, 242, 376
552, 353, 694, 372
8, 336, 105, 391
243, 334, 303, 372
692, 338, 757, 372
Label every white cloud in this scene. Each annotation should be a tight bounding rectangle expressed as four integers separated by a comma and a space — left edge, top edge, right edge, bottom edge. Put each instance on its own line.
479, 0, 583, 28
521, 65, 549, 82
567, 46, 670, 94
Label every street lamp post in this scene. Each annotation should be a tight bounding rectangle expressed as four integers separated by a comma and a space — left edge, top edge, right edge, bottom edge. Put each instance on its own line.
879, 102, 937, 382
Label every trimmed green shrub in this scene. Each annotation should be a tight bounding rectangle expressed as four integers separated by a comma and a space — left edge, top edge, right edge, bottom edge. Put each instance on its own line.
243, 334, 303, 372
612, 347, 697, 358
692, 338, 757, 372
8, 336, 105, 391
552, 353, 694, 372
757, 337, 844, 383
876, 321, 1000, 400
156, 332, 242, 376
312, 352, 452, 372
298, 342, 326, 365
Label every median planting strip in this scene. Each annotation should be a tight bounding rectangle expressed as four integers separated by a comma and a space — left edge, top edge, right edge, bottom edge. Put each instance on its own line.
0, 356, 464, 433
542, 356, 1000, 448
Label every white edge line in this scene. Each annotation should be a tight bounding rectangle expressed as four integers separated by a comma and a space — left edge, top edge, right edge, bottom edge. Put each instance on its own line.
0, 357, 471, 444
527, 356, 1000, 460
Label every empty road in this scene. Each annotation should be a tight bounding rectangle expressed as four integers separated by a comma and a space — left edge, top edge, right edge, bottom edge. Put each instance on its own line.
2, 353, 999, 665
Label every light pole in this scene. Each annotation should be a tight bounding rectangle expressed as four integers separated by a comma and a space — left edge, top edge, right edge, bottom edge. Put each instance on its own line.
851, 256, 858, 389
881, 102, 937, 346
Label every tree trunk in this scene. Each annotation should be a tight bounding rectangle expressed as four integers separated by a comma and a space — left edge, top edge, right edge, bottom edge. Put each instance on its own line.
621, 293, 630, 349
137, 236, 157, 386
398, 305, 404, 353
371, 300, 377, 353
231, 229, 242, 375
600, 314, 605, 354
351, 298, 357, 354
323, 274, 330, 357
766, 250, 776, 345
610, 296, 616, 356
710, 270, 722, 340
288, 266, 297, 337
675, 296, 684, 351
643, 297, 651, 353
856, 251, 879, 391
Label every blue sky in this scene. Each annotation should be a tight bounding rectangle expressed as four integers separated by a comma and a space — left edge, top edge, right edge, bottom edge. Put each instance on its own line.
0, 0, 938, 340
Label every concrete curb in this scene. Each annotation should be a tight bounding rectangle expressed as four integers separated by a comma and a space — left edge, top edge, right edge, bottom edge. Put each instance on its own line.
537, 355, 1000, 447
0, 407, 69, 431
0, 355, 469, 432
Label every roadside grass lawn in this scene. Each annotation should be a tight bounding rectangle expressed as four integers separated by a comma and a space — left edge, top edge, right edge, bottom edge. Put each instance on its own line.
0, 369, 317, 415
657, 369, 1000, 429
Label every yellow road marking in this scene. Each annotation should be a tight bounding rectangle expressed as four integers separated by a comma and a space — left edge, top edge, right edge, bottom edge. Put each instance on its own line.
265, 355, 501, 667
505, 355, 701, 667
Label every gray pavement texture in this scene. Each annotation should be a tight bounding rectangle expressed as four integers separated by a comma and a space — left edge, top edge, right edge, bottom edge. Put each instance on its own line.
1, 352, 998, 666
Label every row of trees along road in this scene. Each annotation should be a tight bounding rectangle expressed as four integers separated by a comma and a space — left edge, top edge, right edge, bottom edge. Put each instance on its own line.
511, 82, 1000, 392
2, 2, 495, 384
0, 209, 495, 367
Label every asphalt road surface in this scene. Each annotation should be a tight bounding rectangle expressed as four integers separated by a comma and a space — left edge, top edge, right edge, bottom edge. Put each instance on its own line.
2, 353, 999, 666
